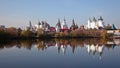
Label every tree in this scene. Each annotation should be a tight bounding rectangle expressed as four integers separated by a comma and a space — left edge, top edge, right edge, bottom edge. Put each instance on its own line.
70, 30, 78, 37
21, 30, 33, 37
6, 27, 19, 37
37, 28, 44, 37
101, 30, 107, 39
59, 32, 64, 37
0, 28, 8, 38
64, 31, 69, 37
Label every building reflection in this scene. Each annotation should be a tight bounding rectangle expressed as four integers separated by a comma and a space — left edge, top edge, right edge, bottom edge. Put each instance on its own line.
85, 44, 104, 59
0, 39, 120, 59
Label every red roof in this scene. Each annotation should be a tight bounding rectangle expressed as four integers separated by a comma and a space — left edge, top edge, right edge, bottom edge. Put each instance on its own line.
50, 27, 56, 31
60, 28, 71, 32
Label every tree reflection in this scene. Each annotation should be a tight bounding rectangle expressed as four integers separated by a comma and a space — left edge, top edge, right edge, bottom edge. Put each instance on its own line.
0, 38, 119, 59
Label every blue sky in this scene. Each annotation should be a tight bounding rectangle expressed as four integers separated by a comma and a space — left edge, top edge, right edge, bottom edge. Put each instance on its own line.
0, 0, 120, 28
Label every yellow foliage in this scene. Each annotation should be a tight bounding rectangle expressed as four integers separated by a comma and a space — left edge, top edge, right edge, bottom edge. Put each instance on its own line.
21, 30, 32, 37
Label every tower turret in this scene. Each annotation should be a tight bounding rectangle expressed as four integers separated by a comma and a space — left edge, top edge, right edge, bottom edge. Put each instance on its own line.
61, 18, 68, 29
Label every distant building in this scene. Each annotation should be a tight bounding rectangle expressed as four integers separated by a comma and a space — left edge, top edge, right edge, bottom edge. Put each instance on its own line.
0, 25, 5, 28
49, 27, 56, 32
70, 19, 78, 30
0, 25, 6, 31
35, 21, 50, 32
56, 19, 61, 33
56, 19, 70, 32
61, 19, 68, 29
112, 24, 117, 30
79, 25, 85, 30
24, 21, 36, 33
86, 16, 105, 29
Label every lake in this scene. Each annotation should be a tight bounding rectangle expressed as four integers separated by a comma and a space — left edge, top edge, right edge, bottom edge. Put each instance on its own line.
0, 38, 120, 68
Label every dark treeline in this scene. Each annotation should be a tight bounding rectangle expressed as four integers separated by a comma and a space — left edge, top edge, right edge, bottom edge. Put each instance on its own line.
0, 27, 114, 40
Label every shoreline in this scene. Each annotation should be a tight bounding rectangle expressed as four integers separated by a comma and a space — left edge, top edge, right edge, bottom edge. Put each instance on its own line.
0, 36, 109, 40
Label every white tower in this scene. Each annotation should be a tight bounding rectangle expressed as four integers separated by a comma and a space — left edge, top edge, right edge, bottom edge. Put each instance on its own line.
87, 18, 92, 29
56, 26, 60, 33
56, 19, 61, 33
97, 16, 104, 29
91, 17, 97, 29
61, 19, 68, 29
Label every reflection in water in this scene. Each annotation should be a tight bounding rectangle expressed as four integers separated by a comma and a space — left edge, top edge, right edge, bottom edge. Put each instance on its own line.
0, 39, 120, 60
85, 44, 104, 60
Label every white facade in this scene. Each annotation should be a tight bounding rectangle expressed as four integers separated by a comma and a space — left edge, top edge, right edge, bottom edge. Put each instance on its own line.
55, 19, 68, 33
35, 22, 44, 29
87, 19, 91, 29
86, 17, 105, 29
56, 26, 60, 33
61, 19, 68, 29
35, 24, 45, 30
34, 21, 50, 32
91, 21, 98, 29
98, 20, 104, 28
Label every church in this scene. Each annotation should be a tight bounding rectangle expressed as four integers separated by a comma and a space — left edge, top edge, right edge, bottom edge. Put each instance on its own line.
86, 16, 105, 29
56, 19, 70, 33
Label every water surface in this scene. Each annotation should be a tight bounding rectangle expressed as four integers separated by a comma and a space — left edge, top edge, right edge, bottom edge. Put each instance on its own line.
0, 39, 120, 68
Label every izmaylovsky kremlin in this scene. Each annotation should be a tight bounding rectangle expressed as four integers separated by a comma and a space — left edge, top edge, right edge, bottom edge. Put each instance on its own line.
25, 16, 117, 33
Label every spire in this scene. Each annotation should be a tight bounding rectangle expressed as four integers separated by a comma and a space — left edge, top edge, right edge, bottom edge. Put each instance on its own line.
38, 21, 41, 26
41, 21, 44, 25
72, 19, 75, 26
29, 21, 32, 28
89, 18, 92, 22
58, 18, 61, 24
93, 17, 97, 22
64, 18, 66, 24
56, 19, 61, 28
99, 16, 103, 21
61, 18, 68, 29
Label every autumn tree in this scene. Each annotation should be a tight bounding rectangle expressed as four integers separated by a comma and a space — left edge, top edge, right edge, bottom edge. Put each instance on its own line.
6, 27, 19, 37
21, 30, 33, 37
37, 28, 44, 37
0, 28, 8, 38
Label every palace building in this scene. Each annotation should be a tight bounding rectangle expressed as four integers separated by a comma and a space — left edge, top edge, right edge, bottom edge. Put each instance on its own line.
56, 19, 70, 33
86, 16, 105, 29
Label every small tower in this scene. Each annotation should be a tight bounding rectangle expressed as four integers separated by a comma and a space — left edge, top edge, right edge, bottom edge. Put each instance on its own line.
91, 17, 97, 29
72, 19, 75, 26
38, 21, 41, 29
93, 17, 97, 22
99, 16, 103, 21
70, 19, 76, 30
98, 16, 105, 29
29, 21, 32, 28
56, 19, 61, 33
61, 18, 68, 29
29, 21, 33, 31
39, 21, 44, 29
57, 19, 61, 28
87, 18, 92, 29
